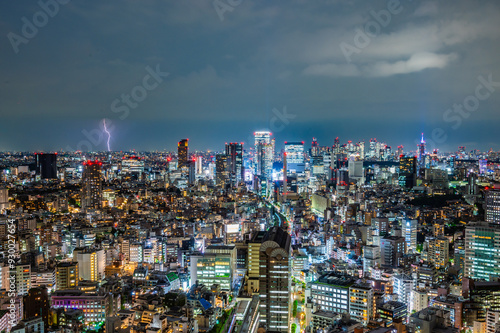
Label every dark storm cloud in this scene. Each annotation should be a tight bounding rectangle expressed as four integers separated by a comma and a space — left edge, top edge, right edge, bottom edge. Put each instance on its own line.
0, 0, 499, 152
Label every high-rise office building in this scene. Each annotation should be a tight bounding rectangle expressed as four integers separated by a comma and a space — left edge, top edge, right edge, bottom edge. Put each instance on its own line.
467, 173, 478, 196
358, 141, 365, 157
403, 219, 417, 253
334, 137, 340, 154
188, 160, 196, 185
246, 231, 266, 293
55, 262, 79, 290
283, 151, 288, 198
284, 141, 304, 163
215, 154, 229, 188
284, 141, 305, 174
399, 156, 417, 188
464, 222, 500, 281
369, 138, 378, 158
479, 159, 488, 175
258, 226, 291, 332
195, 156, 203, 175
348, 160, 364, 185
36, 153, 57, 179
81, 161, 102, 210
311, 138, 319, 157
399, 156, 417, 174
397, 145, 404, 157
255, 131, 272, 145
254, 131, 274, 179
336, 169, 349, 187
177, 139, 189, 168
225, 142, 244, 186
485, 189, 500, 224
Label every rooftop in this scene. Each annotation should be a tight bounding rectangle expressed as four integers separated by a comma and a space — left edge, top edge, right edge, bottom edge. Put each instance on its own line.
315, 272, 355, 288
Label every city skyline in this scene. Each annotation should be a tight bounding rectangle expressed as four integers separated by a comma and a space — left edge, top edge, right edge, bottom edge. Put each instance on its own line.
3, 2, 500, 333
1, 1, 500, 151
0, 131, 498, 155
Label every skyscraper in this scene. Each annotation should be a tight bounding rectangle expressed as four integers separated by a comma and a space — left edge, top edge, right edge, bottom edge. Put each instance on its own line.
369, 138, 377, 158
177, 139, 189, 168
215, 154, 228, 188
36, 153, 57, 179
348, 160, 364, 185
283, 151, 288, 198
246, 231, 266, 293
258, 226, 291, 332
467, 173, 478, 196
254, 131, 274, 179
403, 219, 417, 253
399, 156, 417, 174
479, 159, 488, 175
399, 156, 417, 188
195, 156, 203, 175
397, 145, 404, 157
417, 133, 426, 176
485, 189, 500, 224
225, 142, 244, 186
311, 137, 319, 157
358, 141, 365, 158
81, 160, 102, 210
188, 160, 196, 185
334, 137, 340, 154
284, 141, 305, 174
464, 222, 500, 281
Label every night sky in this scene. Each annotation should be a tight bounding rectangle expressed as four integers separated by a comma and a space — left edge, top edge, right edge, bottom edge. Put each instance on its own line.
1, 0, 499, 152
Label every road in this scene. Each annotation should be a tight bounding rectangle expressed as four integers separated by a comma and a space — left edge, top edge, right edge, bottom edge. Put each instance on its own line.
290, 287, 306, 333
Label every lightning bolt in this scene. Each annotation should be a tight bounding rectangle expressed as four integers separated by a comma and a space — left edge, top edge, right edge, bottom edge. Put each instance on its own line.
103, 119, 111, 152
